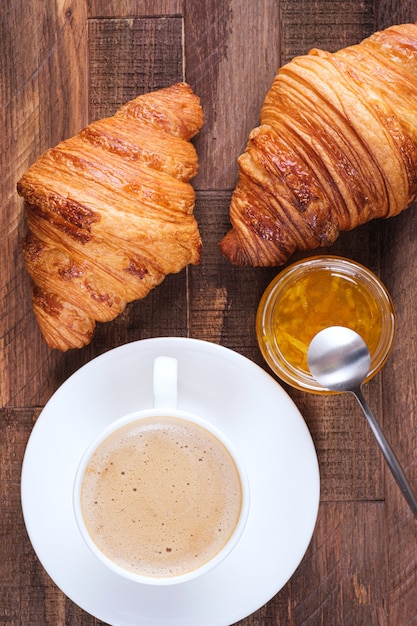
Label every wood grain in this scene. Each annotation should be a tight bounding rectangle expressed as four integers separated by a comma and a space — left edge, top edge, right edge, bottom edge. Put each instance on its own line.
88, 16, 184, 118
3, 0, 417, 624
280, 0, 375, 62
185, 1, 281, 190
87, 0, 183, 19
377, 0, 417, 27
0, 0, 88, 407
372, 7, 417, 626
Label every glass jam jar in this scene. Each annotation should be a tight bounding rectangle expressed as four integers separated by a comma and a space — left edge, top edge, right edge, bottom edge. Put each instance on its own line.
256, 255, 396, 393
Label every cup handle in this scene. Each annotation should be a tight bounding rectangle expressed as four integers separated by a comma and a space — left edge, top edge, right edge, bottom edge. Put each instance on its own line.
153, 356, 178, 409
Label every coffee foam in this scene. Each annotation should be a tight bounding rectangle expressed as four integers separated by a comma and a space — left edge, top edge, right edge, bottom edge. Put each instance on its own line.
80, 415, 242, 577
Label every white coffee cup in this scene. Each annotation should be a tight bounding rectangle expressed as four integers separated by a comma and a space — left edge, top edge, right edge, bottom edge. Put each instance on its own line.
73, 356, 250, 585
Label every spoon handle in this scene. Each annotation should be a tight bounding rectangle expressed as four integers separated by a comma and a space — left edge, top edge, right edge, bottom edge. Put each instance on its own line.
353, 387, 417, 519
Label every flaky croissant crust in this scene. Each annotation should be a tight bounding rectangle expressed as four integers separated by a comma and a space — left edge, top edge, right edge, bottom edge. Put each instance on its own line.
219, 23, 417, 266
18, 83, 204, 350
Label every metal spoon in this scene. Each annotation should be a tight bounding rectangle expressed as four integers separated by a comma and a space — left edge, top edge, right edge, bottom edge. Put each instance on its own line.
308, 326, 417, 519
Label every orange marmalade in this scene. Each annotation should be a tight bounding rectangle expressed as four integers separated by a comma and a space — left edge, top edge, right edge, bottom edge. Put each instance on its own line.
256, 256, 396, 393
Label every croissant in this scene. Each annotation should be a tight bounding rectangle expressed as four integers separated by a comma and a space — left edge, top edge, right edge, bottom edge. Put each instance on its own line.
219, 23, 417, 266
17, 83, 204, 350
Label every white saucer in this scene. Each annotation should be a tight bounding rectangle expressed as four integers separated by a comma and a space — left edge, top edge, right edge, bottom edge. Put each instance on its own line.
21, 338, 320, 626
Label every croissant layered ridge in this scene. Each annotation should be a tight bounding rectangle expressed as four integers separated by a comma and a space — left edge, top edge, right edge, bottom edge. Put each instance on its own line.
17, 83, 204, 350
219, 23, 417, 266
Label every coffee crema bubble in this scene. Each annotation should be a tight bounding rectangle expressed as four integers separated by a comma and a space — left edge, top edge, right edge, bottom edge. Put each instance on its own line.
80, 415, 242, 578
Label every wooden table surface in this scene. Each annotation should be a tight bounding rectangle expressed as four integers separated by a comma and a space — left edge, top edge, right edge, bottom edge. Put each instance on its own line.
2, 1, 417, 624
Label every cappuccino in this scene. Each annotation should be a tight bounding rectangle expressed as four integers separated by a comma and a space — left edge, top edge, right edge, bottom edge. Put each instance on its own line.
80, 415, 242, 578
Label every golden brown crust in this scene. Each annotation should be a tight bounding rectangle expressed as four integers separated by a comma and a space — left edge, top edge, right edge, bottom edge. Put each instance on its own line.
18, 83, 204, 350
219, 23, 417, 266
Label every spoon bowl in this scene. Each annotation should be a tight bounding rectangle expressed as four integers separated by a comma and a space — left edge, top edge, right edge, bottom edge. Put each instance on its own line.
308, 326, 417, 519
308, 326, 371, 392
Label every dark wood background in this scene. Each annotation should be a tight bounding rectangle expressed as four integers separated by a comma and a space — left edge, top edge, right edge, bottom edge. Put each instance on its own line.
2, 0, 417, 624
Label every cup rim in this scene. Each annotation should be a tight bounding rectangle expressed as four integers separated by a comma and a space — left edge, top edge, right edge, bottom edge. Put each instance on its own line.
73, 408, 250, 586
